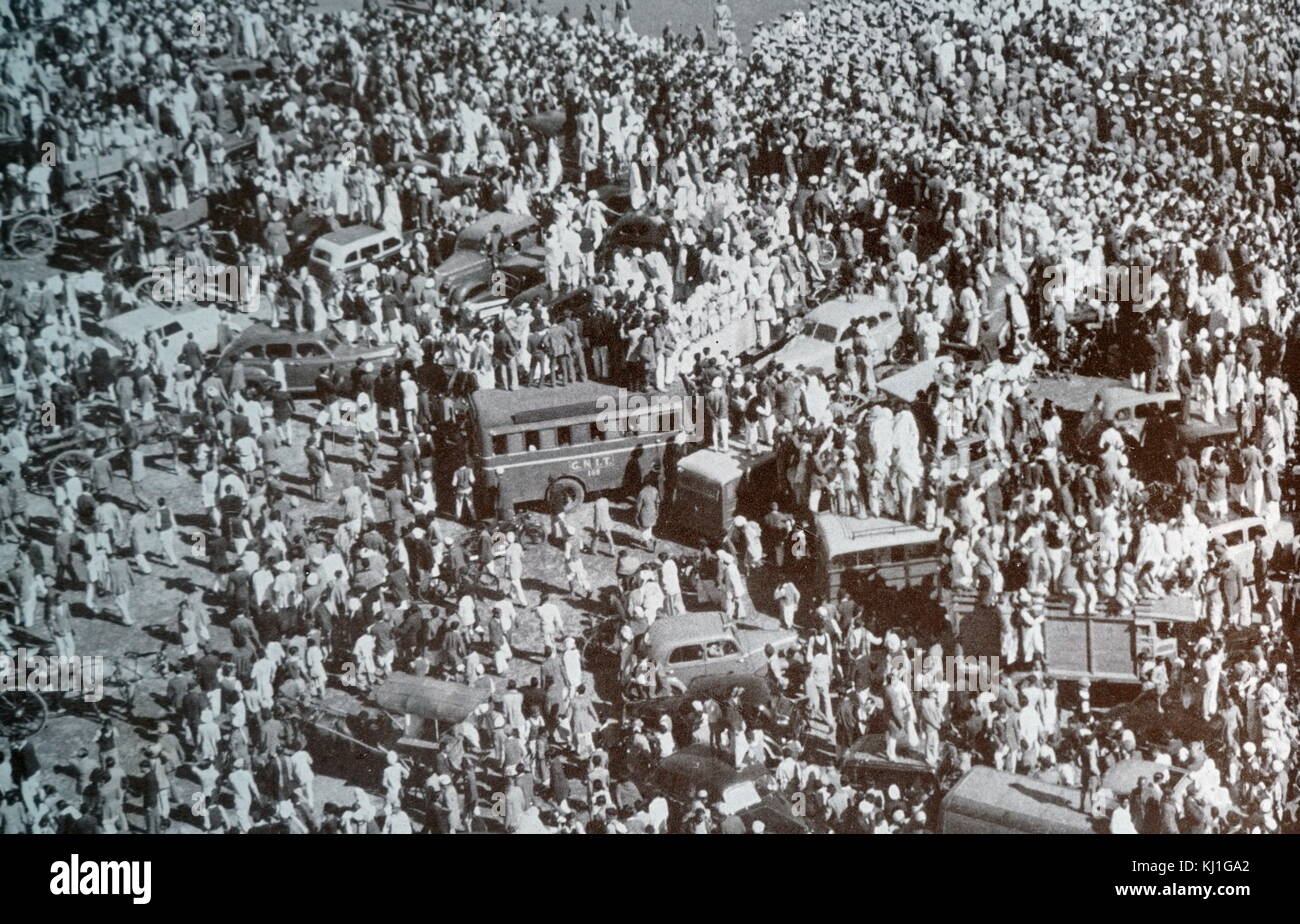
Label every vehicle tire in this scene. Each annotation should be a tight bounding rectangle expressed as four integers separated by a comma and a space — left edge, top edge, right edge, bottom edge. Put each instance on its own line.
7, 213, 57, 258
546, 476, 585, 514
48, 449, 95, 494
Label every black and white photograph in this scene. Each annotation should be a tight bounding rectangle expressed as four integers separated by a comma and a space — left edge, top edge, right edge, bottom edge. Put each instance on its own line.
0, 0, 1298, 902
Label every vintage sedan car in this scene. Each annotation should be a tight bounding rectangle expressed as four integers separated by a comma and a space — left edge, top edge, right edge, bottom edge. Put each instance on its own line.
214, 324, 399, 394
99, 302, 253, 369
430, 212, 545, 306
1076, 385, 1237, 453
455, 259, 548, 325
645, 611, 798, 689
645, 744, 815, 833
599, 211, 672, 261
762, 295, 901, 377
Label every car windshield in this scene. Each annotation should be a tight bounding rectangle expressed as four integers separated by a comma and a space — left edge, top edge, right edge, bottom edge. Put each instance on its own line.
811, 323, 841, 343
455, 230, 485, 250
718, 781, 762, 815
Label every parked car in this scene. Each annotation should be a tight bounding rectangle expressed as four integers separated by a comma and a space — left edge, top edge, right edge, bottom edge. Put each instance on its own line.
599, 211, 672, 261
1207, 513, 1270, 574
645, 744, 814, 833
99, 303, 253, 369
430, 212, 545, 306
203, 56, 274, 82
455, 258, 548, 325
214, 324, 399, 394
307, 225, 405, 278
761, 295, 901, 377
623, 673, 795, 743
643, 611, 798, 689
1076, 386, 1237, 453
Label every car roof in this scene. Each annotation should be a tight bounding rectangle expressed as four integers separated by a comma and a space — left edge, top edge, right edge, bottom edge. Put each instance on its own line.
1098, 386, 1180, 408
1100, 758, 1188, 795
314, 225, 391, 249
647, 611, 735, 649
656, 744, 764, 792
103, 303, 183, 336
677, 449, 746, 484
816, 512, 939, 558
1206, 515, 1266, 533
223, 323, 309, 351
803, 294, 898, 328
461, 212, 537, 238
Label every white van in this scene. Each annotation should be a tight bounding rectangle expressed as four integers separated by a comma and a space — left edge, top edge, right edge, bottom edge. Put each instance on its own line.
307, 225, 404, 277
100, 303, 251, 368
1207, 515, 1270, 573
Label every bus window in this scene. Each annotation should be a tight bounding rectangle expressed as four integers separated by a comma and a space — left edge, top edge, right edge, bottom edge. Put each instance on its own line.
1248, 524, 1267, 542
525, 431, 542, 452
890, 545, 909, 562
557, 426, 573, 447
492, 434, 510, 455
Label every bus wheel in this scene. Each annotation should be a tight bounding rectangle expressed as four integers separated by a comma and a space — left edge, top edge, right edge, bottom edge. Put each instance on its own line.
546, 477, 585, 514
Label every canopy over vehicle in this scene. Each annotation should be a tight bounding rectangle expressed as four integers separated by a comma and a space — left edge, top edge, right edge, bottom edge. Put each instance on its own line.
372, 672, 492, 726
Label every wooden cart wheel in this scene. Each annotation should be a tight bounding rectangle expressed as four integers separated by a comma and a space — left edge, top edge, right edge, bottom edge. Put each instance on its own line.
545, 476, 586, 514
0, 688, 48, 739
133, 272, 163, 303
48, 448, 95, 493
7, 212, 58, 258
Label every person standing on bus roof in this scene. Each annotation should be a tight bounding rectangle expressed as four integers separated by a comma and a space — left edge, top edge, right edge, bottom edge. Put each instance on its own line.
492, 319, 520, 391
545, 318, 574, 388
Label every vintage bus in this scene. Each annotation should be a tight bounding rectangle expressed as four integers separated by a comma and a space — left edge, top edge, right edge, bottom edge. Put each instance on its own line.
813, 513, 942, 599
466, 379, 699, 513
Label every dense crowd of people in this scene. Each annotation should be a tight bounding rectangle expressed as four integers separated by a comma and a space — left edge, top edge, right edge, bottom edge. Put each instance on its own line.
3, 0, 1300, 833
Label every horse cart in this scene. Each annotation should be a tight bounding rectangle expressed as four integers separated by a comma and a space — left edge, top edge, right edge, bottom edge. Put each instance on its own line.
22, 411, 189, 497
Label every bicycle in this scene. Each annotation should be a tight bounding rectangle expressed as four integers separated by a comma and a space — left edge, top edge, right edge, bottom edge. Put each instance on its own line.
94, 645, 171, 720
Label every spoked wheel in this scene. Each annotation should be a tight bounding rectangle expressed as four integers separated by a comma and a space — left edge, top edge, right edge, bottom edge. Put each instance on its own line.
0, 688, 48, 739
546, 476, 585, 514
837, 390, 870, 421
48, 449, 95, 494
815, 236, 838, 270
7, 213, 58, 259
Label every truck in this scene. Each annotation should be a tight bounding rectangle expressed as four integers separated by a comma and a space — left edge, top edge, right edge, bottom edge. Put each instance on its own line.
948, 589, 1200, 684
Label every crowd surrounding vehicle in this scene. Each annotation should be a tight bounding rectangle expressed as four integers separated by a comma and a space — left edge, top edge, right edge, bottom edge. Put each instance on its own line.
214, 323, 401, 393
